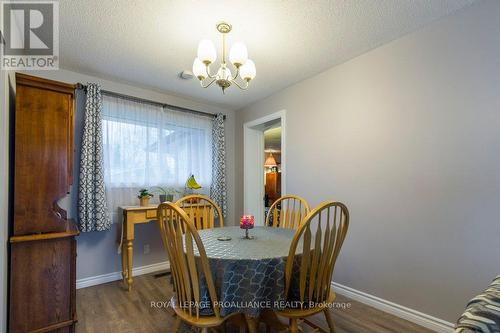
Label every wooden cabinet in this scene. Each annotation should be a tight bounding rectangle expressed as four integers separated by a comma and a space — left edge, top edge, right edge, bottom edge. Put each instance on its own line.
13, 74, 75, 236
9, 234, 77, 333
265, 172, 281, 206
9, 73, 79, 333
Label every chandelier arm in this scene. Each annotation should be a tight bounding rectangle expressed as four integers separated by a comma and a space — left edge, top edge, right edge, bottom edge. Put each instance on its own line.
232, 78, 249, 90
200, 78, 217, 88
232, 67, 241, 81
205, 64, 217, 79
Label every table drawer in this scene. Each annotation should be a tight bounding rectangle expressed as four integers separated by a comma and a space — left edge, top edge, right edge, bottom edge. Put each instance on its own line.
145, 210, 157, 219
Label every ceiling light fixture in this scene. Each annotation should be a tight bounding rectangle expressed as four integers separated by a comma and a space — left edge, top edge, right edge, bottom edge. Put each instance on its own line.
192, 22, 256, 94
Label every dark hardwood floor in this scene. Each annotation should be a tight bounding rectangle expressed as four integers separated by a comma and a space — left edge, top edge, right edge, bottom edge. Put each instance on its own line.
76, 273, 435, 333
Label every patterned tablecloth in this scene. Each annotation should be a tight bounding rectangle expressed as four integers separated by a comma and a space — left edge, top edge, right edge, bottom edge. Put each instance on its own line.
194, 226, 298, 317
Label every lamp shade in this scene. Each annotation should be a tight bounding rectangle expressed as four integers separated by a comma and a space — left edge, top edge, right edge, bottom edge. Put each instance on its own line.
264, 153, 277, 167
192, 58, 206, 80
229, 42, 248, 66
240, 59, 256, 80
197, 39, 216, 64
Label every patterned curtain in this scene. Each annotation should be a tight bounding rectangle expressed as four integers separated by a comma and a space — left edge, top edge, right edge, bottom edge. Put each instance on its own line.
210, 113, 227, 217
78, 83, 111, 232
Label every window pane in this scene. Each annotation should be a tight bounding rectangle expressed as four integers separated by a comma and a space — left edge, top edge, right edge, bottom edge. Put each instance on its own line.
102, 96, 212, 190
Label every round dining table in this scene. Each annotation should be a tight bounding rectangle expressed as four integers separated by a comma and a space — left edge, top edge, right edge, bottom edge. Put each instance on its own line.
195, 226, 297, 332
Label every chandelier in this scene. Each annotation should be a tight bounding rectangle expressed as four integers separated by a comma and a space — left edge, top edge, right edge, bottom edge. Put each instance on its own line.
192, 22, 256, 94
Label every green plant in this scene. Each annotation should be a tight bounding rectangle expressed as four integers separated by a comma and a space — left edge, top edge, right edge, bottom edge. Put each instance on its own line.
137, 189, 154, 199
152, 186, 180, 195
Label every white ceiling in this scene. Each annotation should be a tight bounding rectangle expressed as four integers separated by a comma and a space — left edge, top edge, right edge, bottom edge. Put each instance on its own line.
265, 127, 282, 151
59, 0, 478, 110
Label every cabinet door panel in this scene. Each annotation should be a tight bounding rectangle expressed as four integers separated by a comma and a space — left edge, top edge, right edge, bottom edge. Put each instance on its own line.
9, 238, 74, 333
13, 82, 74, 235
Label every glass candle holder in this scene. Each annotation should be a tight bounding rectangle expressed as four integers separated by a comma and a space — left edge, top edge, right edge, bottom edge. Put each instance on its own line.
240, 215, 254, 239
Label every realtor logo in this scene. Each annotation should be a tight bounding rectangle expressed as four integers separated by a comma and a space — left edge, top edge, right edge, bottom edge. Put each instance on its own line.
1, 0, 59, 70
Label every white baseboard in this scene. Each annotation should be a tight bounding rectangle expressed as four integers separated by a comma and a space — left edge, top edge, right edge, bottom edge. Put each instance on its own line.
76, 261, 170, 289
332, 282, 455, 333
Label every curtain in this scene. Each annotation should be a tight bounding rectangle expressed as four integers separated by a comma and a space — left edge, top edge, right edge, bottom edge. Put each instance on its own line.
102, 95, 213, 223
210, 113, 227, 217
78, 83, 111, 232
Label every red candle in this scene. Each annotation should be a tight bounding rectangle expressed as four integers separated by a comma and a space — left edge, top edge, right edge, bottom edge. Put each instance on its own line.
240, 215, 254, 229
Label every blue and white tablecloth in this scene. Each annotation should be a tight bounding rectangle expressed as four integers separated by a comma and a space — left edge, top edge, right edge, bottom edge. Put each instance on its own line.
193, 226, 297, 317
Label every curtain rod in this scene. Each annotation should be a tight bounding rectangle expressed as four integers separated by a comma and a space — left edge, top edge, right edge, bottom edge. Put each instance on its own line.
75, 83, 226, 120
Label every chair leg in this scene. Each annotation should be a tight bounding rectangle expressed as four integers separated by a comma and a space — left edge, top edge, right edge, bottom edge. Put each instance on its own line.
245, 315, 258, 333
172, 316, 181, 333
323, 309, 336, 333
290, 318, 299, 333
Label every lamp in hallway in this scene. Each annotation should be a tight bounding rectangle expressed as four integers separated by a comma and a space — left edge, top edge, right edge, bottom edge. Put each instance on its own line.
264, 153, 278, 168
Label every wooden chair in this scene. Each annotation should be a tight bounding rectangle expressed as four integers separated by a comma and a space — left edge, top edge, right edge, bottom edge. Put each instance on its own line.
176, 194, 224, 230
276, 201, 350, 333
157, 202, 240, 333
265, 195, 311, 229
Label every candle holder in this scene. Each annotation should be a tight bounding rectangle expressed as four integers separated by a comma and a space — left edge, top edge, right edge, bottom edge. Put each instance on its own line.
243, 228, 254, 239
240, 215, 254, 239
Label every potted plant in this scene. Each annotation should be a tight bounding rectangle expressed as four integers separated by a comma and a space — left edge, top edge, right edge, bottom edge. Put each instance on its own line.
153, 186, 179, 203
137, 189, 153, 207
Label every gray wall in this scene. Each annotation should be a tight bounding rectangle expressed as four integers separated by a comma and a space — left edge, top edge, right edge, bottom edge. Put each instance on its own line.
15, 69, 237, 280
236, 0, 500, 323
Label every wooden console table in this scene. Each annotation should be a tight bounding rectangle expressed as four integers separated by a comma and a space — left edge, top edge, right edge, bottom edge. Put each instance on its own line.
120, 203, 211, 291
120, 205, 158, 291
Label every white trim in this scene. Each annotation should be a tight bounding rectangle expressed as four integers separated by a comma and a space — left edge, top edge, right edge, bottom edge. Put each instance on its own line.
332, 282, 455, 333
243, 125, 265, 224
243, 110, 287, 224
279, 111, 287, 197
0, 69, 11, 333
76, 261, 170, 289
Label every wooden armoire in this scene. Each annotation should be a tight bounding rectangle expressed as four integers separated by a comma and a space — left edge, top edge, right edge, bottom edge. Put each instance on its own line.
9, 73, 79, 333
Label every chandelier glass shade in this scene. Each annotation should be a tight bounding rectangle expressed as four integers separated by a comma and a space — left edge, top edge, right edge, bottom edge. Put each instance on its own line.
192, 22, 256, 93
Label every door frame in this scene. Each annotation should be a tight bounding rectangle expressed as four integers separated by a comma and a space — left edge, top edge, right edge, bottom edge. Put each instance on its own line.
243, 110, 286, 226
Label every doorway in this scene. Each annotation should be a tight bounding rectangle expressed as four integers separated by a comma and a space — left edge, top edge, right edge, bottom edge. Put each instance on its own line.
243, 110, 286, 226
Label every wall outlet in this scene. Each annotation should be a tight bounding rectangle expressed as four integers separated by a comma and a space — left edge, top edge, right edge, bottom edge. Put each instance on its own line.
143, 244, 150, 254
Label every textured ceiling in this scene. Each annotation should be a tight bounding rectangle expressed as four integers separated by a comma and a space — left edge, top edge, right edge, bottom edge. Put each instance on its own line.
59, 0, 478, 110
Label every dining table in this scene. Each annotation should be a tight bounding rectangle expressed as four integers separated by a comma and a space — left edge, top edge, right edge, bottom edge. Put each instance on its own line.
193, 225, 299, 333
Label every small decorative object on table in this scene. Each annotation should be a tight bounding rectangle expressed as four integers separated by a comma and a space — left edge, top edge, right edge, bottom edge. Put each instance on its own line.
240, 215, 255, 239
137, 189, 153, 207
185, 174, 202, 195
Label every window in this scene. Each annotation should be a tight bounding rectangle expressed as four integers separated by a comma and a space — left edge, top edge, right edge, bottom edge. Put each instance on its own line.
101, 95, 212, 219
